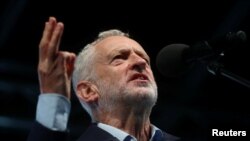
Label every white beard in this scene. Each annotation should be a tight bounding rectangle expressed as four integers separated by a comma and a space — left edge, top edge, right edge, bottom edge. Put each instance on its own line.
95, 78, 158, 113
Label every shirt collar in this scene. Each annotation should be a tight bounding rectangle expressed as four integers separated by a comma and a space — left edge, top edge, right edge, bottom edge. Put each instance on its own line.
97, 122, 162, 141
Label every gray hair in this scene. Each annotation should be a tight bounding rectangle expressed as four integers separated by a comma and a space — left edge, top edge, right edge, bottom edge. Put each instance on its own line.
72, 29, 129, 120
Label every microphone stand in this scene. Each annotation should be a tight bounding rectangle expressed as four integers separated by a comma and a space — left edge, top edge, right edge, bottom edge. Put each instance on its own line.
207, 61, 250, 89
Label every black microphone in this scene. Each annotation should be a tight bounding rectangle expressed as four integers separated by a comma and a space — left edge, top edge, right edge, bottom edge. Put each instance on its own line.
156, 31, 247, 78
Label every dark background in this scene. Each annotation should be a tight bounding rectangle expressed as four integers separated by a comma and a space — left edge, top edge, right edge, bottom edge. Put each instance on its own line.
0, 0, 249, 141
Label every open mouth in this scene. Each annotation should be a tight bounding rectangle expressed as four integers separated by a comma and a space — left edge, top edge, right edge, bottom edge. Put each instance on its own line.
129, 73, 149, 82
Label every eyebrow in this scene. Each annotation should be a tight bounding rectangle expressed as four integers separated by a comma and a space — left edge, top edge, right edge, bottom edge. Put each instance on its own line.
108, 47, 150, 63
107, 48, 129, 59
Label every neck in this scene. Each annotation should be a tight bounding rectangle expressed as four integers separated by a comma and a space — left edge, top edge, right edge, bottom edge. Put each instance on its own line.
95, 104, 153, 141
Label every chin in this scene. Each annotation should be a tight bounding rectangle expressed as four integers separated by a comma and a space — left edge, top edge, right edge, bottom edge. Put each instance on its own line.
131, 83, 157, 95
135, 88, 155, 96
126, 87, 157, 104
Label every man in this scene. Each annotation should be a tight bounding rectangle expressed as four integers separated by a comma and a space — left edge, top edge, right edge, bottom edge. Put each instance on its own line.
27, 17, 180, 141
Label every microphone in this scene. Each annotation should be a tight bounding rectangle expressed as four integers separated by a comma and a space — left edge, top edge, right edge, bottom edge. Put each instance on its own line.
156, 31, 247, 78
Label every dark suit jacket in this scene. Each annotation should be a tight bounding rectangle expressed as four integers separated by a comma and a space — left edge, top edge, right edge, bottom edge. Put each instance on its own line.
27, 121, 180, 141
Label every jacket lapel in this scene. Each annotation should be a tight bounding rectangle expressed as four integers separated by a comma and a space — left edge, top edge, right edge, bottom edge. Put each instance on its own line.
76, 124, 119, 141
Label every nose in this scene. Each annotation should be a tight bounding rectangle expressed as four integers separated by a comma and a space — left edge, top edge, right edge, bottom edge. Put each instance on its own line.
129, 54, 147, 72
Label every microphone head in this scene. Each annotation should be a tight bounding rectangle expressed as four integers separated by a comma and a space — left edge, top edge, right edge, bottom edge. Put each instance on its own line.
156, 44, 192, 78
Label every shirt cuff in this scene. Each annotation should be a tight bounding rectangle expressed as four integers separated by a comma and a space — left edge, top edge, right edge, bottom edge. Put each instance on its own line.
36, 94, 71, 131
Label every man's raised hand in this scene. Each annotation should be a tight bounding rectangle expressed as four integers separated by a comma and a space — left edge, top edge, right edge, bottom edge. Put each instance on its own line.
38, 17, 76, 99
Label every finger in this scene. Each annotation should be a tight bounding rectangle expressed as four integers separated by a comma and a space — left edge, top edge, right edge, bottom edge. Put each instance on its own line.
47, 22, 64, 59
39, 17, 57, 59
67, 53, 76, 77
56, 52, 76, 77
55, 52, 70, 97
56, 51, 73, 68
39, 17, 57, 49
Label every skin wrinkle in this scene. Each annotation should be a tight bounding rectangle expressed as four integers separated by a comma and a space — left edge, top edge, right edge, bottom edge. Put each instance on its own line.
85, 36, 158, 140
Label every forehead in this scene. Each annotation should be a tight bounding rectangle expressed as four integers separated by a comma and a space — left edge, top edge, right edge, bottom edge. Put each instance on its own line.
94, 36, 147, 55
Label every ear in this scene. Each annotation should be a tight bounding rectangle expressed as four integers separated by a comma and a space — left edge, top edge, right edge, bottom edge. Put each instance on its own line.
76, 81, 99, 104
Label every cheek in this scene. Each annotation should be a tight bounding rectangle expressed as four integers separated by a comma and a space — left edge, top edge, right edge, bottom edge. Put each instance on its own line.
98, 68, 123, 83
95, 66, 111, 81
147, 69, 156, 81
112, 69, 125, 81
97, 63, 128, 83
